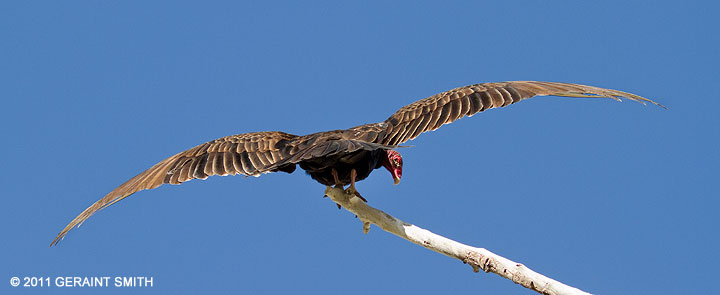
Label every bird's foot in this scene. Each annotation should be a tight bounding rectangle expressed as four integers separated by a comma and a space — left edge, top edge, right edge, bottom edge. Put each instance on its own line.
345, 169, 367, 202
344, 186, 367, 203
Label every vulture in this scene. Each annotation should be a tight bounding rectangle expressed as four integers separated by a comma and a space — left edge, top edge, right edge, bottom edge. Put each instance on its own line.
51, 81, 663, 246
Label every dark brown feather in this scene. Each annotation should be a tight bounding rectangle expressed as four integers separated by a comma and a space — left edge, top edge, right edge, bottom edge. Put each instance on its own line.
51, 131, 299, 246
369, 81, 663, 146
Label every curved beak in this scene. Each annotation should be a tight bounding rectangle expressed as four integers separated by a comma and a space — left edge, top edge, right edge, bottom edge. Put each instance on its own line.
393, 177, 401, 185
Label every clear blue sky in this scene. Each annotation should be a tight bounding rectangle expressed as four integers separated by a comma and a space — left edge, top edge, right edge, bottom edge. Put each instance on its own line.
2, 1, 717, 294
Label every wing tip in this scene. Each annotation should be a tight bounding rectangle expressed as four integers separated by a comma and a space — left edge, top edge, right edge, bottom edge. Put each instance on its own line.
614, 93, 668, 110
50, 234, 65, 247
49, 191, 131, 247
551, 89, 666, 110
50, 223, 76, 247
50, 214, 88, 247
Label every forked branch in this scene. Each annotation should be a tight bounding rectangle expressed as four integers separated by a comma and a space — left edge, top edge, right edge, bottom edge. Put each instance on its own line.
324, 187, 591, 295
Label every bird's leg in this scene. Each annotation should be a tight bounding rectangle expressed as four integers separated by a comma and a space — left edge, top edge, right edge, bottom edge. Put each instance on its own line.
345, 169, 367, 202
332, 168, 343, 209
331, 168, 343, 189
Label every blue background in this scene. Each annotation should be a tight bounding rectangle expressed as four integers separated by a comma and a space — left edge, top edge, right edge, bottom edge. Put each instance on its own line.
2, 1, 717, 294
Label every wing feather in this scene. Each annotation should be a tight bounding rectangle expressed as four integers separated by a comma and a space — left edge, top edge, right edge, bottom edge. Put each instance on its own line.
373, 81, 663, 146
239, 152, 254, 175
51, 131, 298, 246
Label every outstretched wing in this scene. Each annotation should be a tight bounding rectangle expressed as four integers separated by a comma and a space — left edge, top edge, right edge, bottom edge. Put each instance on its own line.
372, 81, 663, 146
51, 131, 299, 246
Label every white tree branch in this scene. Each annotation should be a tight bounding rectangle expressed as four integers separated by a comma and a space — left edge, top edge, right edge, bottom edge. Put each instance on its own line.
324, 186, 591, 295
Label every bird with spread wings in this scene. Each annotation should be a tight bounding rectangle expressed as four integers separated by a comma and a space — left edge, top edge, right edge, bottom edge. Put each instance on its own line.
51, 81, 663, 246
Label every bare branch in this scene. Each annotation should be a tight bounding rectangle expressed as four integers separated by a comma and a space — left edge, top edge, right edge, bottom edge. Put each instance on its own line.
324, 187, 591, 295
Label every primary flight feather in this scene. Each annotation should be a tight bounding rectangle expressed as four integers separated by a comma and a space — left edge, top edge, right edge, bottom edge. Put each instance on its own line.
51, 81, 663, 246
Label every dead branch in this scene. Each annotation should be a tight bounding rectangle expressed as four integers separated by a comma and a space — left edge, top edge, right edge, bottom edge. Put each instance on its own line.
324, 186, 591, 295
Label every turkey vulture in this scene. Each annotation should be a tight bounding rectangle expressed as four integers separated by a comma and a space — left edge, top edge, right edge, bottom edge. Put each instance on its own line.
51, 81, 662, 246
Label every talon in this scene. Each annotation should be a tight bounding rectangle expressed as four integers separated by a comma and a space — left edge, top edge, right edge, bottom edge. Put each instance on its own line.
345, 187, 367, 202
337, 203, 342, 209
345, 169, 368, 202
355, 190, 367, 202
